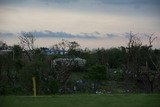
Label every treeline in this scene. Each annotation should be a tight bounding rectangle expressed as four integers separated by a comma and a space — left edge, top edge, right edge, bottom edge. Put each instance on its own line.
0, 32, 160, 95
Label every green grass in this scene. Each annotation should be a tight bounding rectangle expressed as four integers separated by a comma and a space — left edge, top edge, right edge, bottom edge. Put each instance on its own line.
0, 94, 160, 107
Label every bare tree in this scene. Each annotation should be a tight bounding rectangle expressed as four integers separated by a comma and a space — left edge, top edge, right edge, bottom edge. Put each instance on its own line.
128, 31, 142, 48
52, 39, 80, 54
19, 32, 36, 50
125, 32, 159, 92
18, 32, 36, 61
147, 33, 157, 47
68, 41, 80, 51
146, 34, 159, 92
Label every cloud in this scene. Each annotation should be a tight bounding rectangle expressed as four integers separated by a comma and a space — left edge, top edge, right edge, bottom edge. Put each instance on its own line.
41, 0, 78, 4
0, 0, 78, 6
98, 0, 160, 5
33, 31, 124, 39
1, 0, 160, 6
105, 33, 120, 39
0, 30, 125, 39
0, 0, 26, 5
1, 0, 159, 18
1, 31, 159, 41
18, 31, 99, 39
0, 32, 14, 38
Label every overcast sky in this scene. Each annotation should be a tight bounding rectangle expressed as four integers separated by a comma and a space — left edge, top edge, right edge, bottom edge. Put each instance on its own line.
0, 0, 160, 48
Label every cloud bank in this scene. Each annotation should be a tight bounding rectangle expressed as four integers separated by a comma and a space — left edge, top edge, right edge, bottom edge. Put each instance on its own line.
1, 0, 160, 5
0, 30, 160, 49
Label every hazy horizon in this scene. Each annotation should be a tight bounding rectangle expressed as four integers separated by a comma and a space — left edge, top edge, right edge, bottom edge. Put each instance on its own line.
1, 31, 160, 49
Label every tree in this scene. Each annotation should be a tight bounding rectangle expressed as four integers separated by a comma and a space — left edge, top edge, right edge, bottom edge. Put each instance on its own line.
125, 32, 159, 92
51, 57, 86, 93
19, 32, 36, 50
68, 41, 80, 51
18, 32, 36, 61
86, 64, 107, 81
0, 48, 18, 95
12, 45, 23, 60
0, 41, 8, 50
52, 39, 80, 55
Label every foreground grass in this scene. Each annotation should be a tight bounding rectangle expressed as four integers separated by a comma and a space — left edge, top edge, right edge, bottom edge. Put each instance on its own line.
0, 94, 160, 107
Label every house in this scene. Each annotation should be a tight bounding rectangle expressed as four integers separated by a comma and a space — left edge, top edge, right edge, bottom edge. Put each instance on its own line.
40, 47, 66, 55
51, 57, 86, 68
0, 49, 12, 55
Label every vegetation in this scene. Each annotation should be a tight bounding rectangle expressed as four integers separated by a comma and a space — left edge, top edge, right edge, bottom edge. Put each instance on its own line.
0, 94, 160, 107
0, 32, 160, 95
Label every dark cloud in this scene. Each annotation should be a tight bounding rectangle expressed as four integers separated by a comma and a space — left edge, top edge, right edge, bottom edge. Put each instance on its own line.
0, 0, 159, 16
1, 0, 160, 6
98, 0, 160, 5
1, 31, 157, 40
42, 0, 78, 4
0, 0, 78, 5
20, 31, 99, 39
105, 33, 119, 39
0, 32, 14, 38
22, 31, 147, 40
0, 0, 25, 5
0, 31, 123, 39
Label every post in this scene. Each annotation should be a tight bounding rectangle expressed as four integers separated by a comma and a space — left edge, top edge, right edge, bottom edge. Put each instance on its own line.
32, 76, 37, 96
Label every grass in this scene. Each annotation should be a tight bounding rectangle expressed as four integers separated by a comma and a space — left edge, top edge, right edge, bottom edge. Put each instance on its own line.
0, 94, 160, 107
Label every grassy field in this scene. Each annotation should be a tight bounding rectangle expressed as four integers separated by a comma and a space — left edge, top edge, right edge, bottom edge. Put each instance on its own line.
0, 94, 160, 107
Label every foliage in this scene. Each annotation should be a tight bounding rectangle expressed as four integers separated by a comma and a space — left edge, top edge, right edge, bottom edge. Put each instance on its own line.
0, 32, 160, 95
86, 65, 107, 81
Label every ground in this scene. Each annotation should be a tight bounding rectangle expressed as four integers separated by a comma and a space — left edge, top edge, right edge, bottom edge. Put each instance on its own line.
0, 94, 160, 107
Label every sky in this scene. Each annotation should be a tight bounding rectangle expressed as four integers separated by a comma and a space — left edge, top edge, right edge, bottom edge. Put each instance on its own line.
0, 0, 160, 49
